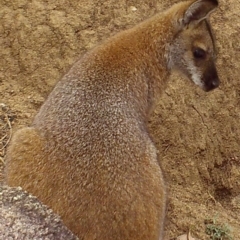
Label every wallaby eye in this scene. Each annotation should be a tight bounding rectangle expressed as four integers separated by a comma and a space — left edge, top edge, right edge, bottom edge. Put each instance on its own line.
193, 48, 206, 59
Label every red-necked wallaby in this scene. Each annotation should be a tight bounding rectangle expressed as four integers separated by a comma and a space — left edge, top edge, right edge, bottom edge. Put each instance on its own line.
5, 0, 219, 239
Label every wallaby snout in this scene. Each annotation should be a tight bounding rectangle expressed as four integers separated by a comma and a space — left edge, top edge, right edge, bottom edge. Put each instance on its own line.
203, 62, 219, 91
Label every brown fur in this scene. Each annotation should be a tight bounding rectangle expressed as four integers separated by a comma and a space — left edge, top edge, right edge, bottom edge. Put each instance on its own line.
5, 0, 219, 239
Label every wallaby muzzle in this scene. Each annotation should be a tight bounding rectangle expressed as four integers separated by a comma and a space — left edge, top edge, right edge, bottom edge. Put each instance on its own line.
203, 62, 220, 91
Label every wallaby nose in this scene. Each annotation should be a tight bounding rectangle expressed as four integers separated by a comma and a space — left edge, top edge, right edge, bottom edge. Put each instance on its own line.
203, 63, 220, 91
211, 78, 220, 88
205, 78, 220, 91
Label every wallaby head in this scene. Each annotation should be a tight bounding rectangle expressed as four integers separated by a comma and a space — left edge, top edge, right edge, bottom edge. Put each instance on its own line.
168, 0, 219, 91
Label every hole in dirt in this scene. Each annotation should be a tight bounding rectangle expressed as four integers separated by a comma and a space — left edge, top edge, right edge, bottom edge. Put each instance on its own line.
214, 187, 232, 202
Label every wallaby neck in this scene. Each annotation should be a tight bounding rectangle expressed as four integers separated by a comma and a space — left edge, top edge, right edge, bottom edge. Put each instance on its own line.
128, 12, 178, 112
76, 12, 178, 121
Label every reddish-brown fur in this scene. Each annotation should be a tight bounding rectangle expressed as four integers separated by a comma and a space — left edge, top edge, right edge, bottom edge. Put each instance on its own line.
5, 1, 219, 239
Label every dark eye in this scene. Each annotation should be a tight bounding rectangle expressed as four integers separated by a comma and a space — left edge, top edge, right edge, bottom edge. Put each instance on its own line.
193, 48, 206, 59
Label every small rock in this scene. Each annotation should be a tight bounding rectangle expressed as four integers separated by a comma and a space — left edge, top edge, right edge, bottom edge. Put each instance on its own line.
130, 6, 137, 12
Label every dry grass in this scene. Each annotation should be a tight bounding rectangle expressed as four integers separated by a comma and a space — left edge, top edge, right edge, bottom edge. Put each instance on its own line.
0, 104, 15, 181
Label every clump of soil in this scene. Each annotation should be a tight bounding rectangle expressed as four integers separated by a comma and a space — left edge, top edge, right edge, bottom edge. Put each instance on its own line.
1, 0, 239, 239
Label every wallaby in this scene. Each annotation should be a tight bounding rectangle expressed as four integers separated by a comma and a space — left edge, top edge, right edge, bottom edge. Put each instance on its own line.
5, 0, 219, 239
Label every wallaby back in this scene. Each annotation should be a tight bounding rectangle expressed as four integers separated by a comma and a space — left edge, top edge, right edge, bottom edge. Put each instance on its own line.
5, 0, 219, 239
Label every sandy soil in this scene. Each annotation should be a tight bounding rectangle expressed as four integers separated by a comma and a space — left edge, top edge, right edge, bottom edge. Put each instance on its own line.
0, 0, 239, 239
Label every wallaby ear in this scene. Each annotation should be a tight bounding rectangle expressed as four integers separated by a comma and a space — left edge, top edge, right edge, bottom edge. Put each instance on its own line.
183, 0, 218, 25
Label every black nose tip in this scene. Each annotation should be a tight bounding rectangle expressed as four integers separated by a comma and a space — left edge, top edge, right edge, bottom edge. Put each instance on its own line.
211, 79, 220, 88
205, 78, 220, 91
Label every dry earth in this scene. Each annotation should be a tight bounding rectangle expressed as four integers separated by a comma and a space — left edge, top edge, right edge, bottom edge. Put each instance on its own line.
0, 0, 240, 239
